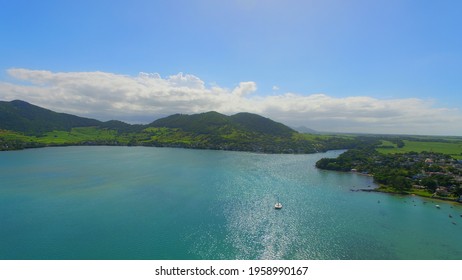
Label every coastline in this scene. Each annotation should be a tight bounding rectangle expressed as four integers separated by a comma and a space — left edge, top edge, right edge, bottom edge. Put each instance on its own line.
316, 148, 462, 206
343, 168, 462, 204
359, 185, 462, 205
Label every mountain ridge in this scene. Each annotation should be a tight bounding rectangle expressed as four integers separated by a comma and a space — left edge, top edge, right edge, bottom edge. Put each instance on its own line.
0, 100, 298, 138
0, 99, 327, 153
0, 100, 102, 135
149, 111, 296, 137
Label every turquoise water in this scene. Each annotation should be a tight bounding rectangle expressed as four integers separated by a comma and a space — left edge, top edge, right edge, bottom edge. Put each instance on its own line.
0, 146, 461, 260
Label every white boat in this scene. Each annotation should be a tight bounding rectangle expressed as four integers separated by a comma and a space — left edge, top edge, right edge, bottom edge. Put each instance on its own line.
274, 202, 282, 209
435, 205, 440, 209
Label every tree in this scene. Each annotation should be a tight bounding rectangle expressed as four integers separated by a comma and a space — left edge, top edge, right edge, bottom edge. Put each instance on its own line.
420, 177, 438, 192
390, 176, 411, 191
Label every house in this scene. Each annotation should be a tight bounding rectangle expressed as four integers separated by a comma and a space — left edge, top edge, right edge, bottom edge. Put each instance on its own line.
435, 187, 449, 196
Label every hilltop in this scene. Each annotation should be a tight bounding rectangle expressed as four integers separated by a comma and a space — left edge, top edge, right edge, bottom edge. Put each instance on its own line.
0, 100, 145, 134
149, 111, 295, 137
0, 100, 101, 135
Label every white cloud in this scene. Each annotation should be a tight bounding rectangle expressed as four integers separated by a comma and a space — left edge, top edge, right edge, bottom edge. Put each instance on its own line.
1, 68, 462, 136
272, 85, 279, 91
231, 81, 257, 96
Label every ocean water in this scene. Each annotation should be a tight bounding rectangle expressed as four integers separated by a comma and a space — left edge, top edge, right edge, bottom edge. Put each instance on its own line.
0, 146, 461, 260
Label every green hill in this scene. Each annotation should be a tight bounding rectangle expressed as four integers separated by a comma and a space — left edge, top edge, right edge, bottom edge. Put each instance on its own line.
0, 100, 102, 135
230, 112, 295, 137
0, 99, 352, 153
149, 111, 296, 137
144, 111, 314, 153
149, 111, 233, 134
0, 100, 141, 135
0, 100, 297, 140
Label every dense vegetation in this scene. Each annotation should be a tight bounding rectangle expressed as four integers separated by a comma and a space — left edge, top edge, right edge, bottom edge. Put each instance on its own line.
0, 100, 357, 153
0, 100, 101, 135
316, 137, 462, 200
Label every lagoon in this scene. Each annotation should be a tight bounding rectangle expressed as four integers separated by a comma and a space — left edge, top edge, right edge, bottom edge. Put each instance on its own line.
0, 146, 461, 259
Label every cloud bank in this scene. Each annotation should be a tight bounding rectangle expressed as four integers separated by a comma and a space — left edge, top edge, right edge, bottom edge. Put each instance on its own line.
1, 68, 461, 136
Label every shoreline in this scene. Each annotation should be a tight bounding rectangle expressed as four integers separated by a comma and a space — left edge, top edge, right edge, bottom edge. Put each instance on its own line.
359, 187, 462, 205
325, 166, 462, 205
0, 142, 327, 155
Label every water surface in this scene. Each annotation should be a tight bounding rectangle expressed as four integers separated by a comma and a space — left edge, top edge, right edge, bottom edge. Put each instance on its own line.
0, 146, 461, 259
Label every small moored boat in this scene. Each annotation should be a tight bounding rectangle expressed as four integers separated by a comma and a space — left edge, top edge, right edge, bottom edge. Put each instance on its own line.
274, 202, 282, 209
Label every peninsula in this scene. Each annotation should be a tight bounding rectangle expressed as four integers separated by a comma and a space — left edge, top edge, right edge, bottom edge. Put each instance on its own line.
316, 141, 462, 202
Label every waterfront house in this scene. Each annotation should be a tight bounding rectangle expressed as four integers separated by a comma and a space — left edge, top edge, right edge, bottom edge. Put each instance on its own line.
435, 187, 449, 196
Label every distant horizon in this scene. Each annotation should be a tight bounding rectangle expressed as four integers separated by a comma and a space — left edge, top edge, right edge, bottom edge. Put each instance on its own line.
3, 98, 462, 138
1, 1, 462, 136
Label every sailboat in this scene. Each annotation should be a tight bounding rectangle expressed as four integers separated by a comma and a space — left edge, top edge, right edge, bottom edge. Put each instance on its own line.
274, 197, 282, 209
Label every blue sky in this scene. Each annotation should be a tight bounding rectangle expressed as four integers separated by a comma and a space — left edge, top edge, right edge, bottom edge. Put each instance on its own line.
1, 0, 462, 135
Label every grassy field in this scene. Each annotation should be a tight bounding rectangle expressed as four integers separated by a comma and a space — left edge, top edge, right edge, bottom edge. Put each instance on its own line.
1, 127, 120, 145
142, 127, 198, 144
293, 133, 355, 141
3, 126, 462, 158
35, 127, 118, 144
377, 139, 462, 159
377, 140, 397, 148
0, 130, 34, 141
